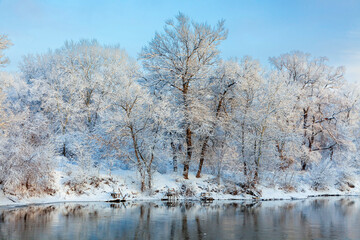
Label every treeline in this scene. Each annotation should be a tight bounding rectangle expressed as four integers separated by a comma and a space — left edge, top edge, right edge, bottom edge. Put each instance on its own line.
0, 13, 359, 195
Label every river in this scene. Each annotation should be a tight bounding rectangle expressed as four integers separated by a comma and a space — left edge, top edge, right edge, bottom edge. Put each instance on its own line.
0, 197, 359, 239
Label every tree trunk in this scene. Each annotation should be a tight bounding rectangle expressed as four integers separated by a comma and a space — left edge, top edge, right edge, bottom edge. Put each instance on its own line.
330, 146, 334, 161
241, 121, 247, 176
171, 141, 178, 172
183, 126, 192, 179
196, 136, 209, 178
129, 125, 146, 191
147, 154, 154, 191
62, 143, 67, 157
301, 161, 307, 171
147, 167, 152, 190
140, 176, 145, 192
303, 114, 315, 171
253, 128, 264, 184
253, 165, 259, 185
62, 124, 67, 157
252, 140, 258, 184
182, 86, 192, 180
301, 107, 309, 170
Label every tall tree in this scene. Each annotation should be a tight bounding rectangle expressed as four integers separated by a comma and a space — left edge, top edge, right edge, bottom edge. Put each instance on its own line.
140, 13, 227, 179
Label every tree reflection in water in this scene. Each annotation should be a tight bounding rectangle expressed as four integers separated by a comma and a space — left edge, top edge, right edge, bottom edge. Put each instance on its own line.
0, 197, 359, 240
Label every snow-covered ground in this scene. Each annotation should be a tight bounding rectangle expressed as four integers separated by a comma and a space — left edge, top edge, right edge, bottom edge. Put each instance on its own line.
1, 169, 359, 207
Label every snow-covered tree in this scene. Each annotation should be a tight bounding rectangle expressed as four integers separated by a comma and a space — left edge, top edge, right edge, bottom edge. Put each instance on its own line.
101, 72, 170, 192
20, 40, 135, 166
270, 52, 350, 170
193, 60, 240, 178
0, 111, 55, 196
140, 13, 228, 179
0, 73, 55, 196
0, 34, 12, 66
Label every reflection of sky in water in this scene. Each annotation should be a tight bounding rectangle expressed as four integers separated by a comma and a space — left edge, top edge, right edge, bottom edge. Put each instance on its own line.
0, 198, 359, 240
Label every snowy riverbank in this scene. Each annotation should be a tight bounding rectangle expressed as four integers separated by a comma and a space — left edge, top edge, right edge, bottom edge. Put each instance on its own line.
1, 169, 359, 207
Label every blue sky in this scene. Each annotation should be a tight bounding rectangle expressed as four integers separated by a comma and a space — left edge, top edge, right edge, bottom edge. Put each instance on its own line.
1, 0, 360, 81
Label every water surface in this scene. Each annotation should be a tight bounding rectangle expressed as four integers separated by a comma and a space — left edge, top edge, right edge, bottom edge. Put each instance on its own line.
1, 197, 359, 240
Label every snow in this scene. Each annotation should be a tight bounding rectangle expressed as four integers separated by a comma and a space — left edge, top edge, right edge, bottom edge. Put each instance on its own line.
1, 169, 359, 207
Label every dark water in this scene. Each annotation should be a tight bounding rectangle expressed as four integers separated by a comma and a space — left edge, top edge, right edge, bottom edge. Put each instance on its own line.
0, 197, 359, 240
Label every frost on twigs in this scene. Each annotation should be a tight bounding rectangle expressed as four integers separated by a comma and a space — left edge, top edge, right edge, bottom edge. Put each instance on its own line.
0, 112, 56, 197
